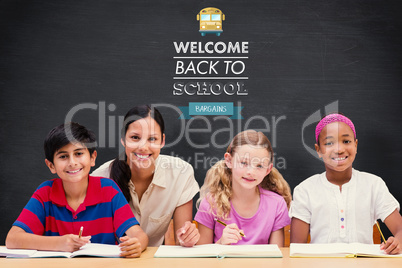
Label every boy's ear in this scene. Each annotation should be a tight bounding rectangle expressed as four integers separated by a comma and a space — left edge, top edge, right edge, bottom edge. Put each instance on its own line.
224, 152, 233, 168
90, 150, 97, 167
45, 159, 57, 174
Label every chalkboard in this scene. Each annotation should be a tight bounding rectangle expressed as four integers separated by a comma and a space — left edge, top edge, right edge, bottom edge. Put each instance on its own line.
1, 0, 401, 243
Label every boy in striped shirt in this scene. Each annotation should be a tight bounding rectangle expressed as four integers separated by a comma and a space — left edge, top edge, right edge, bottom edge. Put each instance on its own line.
6, 122, 148, 257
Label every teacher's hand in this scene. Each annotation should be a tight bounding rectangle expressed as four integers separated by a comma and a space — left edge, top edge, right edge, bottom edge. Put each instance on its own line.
176, 221, 200, 247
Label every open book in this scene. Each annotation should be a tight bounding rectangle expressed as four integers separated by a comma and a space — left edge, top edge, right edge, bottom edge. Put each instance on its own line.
0, 243, 121, 258
290, 243, 402, 258
154, 244, 282, 258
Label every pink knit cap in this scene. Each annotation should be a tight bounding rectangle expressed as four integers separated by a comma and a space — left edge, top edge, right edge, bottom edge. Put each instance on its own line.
315, 114, 356, 142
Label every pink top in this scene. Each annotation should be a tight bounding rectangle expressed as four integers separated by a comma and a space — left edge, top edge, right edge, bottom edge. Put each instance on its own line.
195, 186, 290, 244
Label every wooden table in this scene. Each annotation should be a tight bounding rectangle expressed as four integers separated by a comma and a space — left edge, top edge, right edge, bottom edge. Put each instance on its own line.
0, 247, 400, 268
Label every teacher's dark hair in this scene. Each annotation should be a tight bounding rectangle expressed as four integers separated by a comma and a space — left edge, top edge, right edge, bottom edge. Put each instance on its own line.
110, 105, 165, 202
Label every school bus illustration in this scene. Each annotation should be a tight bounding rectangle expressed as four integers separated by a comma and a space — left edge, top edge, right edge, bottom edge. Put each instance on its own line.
197, 7, 225, 36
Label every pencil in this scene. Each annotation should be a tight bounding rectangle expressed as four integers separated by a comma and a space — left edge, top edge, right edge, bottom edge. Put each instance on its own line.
115, 233, 122, 244
214, 218, 246, 237
375, 221, 386, 243
78, 226, 83, 239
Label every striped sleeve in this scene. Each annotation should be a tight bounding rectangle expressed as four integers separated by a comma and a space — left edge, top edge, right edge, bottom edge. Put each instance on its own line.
100, 178, 139, 237
13, 181, 52, 235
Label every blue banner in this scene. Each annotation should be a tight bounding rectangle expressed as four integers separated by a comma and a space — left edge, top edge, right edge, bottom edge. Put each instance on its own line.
179, 102, 243, 119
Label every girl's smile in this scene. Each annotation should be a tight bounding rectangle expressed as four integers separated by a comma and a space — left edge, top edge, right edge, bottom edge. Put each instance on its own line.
331, 156, 348, 163
333, 156, 347, 161
242, 176, 257, 182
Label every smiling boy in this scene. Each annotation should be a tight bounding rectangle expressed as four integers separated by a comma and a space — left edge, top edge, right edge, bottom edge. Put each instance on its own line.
6, 122, 148, 257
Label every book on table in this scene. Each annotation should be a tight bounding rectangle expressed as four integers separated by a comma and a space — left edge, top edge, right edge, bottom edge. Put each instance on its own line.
289, 243, 402, 258
0, 243, 121, 258
154, 244, 283, 258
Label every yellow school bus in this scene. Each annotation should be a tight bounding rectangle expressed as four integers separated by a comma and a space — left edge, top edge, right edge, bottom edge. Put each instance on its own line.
197, 7, 225, 36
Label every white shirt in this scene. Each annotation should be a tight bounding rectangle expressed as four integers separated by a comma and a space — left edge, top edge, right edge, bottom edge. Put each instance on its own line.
289, 169, 399, 244
91, 155, 200, 246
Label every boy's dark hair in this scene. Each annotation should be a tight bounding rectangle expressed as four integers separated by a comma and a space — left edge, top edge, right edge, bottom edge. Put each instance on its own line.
44, 122, 97, 163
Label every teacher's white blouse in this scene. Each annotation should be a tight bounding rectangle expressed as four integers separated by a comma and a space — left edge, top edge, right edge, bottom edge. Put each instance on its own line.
91, 155, 200, 246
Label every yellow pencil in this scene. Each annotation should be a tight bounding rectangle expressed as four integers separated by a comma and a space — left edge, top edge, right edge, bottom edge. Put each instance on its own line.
375, 221, 386, 243
78, 226, 84, 239
215, 218, 246, 237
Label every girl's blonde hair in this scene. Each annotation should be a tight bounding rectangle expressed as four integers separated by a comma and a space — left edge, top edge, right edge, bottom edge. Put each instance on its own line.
198, 130, 291, 220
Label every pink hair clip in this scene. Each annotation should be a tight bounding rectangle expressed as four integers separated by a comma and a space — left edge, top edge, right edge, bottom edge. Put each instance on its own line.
315, 114, 356, 142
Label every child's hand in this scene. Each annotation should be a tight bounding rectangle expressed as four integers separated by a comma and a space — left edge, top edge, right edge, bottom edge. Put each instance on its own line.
118, 236, 142, 258
176, 221, 200, 247
380, 236, 401, 254
217, 223, 243, 245
59, 234, 91, 252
